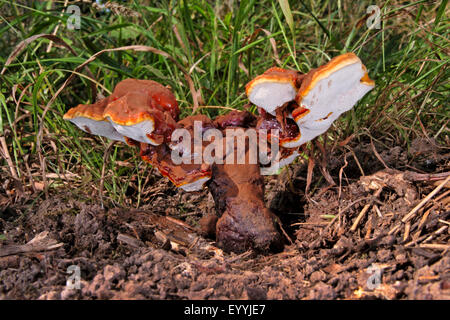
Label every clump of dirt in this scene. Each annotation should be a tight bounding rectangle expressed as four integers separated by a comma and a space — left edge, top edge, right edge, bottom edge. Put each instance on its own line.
0, 138, 449, 299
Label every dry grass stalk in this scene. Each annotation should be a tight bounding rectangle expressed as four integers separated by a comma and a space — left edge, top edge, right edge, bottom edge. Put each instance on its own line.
402, 175, 450, 223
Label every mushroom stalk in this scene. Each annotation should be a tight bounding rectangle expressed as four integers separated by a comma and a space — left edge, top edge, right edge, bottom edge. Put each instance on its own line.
209, 153, 283, 253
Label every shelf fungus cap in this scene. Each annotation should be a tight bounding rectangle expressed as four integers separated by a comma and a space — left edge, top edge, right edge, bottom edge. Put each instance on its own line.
288, 52, 375, 148
245, 67, 302, 116
109, 79, 180, 120
63, 97, 126, 142
103, 79, 179, 146
140, 143, 211, 192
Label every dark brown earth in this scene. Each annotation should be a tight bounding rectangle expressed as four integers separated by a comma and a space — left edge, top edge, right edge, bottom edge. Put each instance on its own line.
0, 137, 449, 300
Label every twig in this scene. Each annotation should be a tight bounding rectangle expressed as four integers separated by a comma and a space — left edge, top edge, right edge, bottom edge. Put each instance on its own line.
350, 203, 372, 232
227, 250, 253, 264
403, 221, 411, 243
370, 137, 389, 169
404, 171, 450, 182
435, 189, 450, 202
373, 204, 383, 218
324, 197, 368, 232
417, 207, 433, 232
364, 215, 373, 239
402, 175, 450, 223
291, 222, 328, 226
0, 232, 63, 257
405, 234, 428, 247
305, 145, 315, 196
350, 188, 382, 232
315, 140, 336, 186
422, 225, 448, 244
154, 231, 172, 250
419, 244, 449, 251
275, 216, 293, 244
338, 152, 349, 200
346, 146, 365, 177
124, 223, 141, 240
165, 216, 196, 231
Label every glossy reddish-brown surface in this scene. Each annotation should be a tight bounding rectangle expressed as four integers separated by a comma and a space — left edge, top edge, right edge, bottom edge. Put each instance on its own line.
107, 79, 180, 122
256, 111, 300, 143
65, 80, 292, 253
213, 110, 257, 129
140, 142, 211, 188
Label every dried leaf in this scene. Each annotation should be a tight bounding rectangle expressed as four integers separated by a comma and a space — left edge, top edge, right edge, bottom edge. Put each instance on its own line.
278, 0, 294, 35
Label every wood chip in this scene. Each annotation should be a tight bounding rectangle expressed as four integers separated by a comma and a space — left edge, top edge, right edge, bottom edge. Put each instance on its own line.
154, 230, 171, 250
117, 233, 144, 248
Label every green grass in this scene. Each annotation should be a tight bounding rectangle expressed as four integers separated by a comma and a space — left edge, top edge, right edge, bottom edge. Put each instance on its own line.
0, 0, 448, 206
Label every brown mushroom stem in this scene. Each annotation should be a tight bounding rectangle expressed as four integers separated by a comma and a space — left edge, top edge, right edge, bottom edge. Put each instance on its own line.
211, 111, 283, 252
208, 157, 283, 253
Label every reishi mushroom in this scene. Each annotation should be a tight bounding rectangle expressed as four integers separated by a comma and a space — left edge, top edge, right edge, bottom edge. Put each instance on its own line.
63, 96, 126, 143
63, 53, 374, 254
246, 52, 375, 173
139, 142, 212, 192
291, 53, 375, 147
245, 67, 304, 116
65, 78, 179, 146
103, 79, 179, 146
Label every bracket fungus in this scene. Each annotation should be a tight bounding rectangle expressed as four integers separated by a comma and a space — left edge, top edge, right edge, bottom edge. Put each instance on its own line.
245, 67, 304, 116
247, 53, 375, 149
139, 142, 212, 192
64, 52, 374, 254
63, 96, 126, 143
290, 53, 375, 147
65, 79, 179, 146
104, 79, 179, 146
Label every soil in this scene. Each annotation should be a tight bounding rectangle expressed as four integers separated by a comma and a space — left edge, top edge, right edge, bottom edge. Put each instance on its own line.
0, 137, 449, 300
